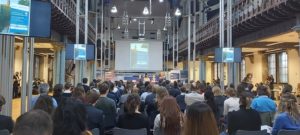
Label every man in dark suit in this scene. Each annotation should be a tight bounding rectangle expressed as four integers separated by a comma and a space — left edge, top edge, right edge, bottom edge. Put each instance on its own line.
82, 78, 90, 93
86, 89, 104, 135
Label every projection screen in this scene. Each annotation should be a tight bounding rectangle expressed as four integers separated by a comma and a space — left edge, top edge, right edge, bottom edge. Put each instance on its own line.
115, 40, 163, 72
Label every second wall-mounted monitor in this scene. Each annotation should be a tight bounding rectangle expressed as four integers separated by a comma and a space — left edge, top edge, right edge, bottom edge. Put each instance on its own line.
215, 48, 242, 63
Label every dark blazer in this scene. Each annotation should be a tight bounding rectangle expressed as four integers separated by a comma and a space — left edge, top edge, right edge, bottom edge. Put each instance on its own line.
176, 94, 186, 112
86, 105, 104, 135
0, 115, 14, 133
83, 85, 90, 93
228, 106, 262, 135
169, 87, 181, 98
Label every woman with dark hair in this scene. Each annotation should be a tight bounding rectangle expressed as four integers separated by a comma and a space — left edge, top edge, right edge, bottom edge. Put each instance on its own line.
183, 102, 219, 135
72, 86, 86, 103
52, 84, 63, 105
272, 93, 300, 135
0, 95, 14, 133
227, 92, 261, 135
154, 96, 183, 135
53, 98, 90, 135
33, 95, 54, 115
117, 94, 149, 134
205, 91, 218, 119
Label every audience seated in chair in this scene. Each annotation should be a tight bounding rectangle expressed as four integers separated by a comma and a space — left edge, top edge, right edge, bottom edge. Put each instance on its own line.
251, 85, 276, 126
227, 92, 262, 135
117, 94, 149, 135
272, 92, 300, 135
183, 102, 219, 135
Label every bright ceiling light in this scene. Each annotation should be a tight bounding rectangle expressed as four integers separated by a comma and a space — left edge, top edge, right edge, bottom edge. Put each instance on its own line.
111, 5, 117, 13
117, 24, 121, 29
143, 6, 149, 15
159, 0, 164, 3
163, 26, 167, 31
175, 8, 181, 16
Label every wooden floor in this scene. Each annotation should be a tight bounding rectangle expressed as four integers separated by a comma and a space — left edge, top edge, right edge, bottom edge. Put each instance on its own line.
12, 98, 23, 121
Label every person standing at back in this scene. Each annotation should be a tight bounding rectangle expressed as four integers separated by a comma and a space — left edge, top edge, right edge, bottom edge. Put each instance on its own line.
0, 95, 14, 133
52, 84, 63, 105
95, 83, 117, 130
82, 78, 90, 93
251, 85, 276, 126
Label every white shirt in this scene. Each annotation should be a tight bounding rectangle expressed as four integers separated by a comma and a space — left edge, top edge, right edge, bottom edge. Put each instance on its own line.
141, 92, 152, 102
223, 97, 240, 116
184, 91, 205, 106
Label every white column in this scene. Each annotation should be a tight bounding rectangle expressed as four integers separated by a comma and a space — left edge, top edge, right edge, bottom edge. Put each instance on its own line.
26, 38, 34, 110
21, 37, 28, 114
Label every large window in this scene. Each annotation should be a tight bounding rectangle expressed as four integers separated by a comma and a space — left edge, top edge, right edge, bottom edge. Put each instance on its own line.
268, 54, 276, 82
279, 52, 288, 83
241, 59, 246, 81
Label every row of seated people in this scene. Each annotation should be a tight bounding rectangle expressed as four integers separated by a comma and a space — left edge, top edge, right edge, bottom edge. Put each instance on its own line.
0, 79, 300, 135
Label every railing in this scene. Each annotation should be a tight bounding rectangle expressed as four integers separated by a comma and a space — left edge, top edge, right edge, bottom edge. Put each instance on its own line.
50, 0, 96, 43
195, 0, 288, 44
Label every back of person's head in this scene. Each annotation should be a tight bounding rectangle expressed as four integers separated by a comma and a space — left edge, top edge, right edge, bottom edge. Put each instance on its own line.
146, 84, 153, 92
98, 83, 109, 95
82, 78, 88, 84
183, 102, 219, 135
204, 91, 215, 101
198, 83, 206, 92
125, 94, 141, 115
53, 84, 63, 97
86, 89, 100, 104
239, 92, 253, 109
152, 84, 160, 94
278, 93, 300, 122
180, 86, 187, 93
282, 84, 293, 94
33, 95, 54, 114
14, 110, 53, 135
39, 83, 50, 95
212, 86, 222, 96
226, 88, 237, 97
159, 96, 182, 135
0, 95, 6, 111
190, 82, 198, 91
64, 82, 72, 90
156, 86, 169, 104
132, 87, 140, 94
53, 98, 87, 135
72, 86, 86, 102
257, 85, 269, 96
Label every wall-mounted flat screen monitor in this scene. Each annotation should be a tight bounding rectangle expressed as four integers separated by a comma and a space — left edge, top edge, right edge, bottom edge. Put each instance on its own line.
0, 0, 31, 36
66, 44, 95, 60
215, 48, 241, 63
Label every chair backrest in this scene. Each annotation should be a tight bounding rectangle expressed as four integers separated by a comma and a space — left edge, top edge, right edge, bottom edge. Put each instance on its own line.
236, 130, 268, 135
0, 130, 9, 135
278, 130, 300, 135
91, 128, 100, 135
113, 128, 147, 135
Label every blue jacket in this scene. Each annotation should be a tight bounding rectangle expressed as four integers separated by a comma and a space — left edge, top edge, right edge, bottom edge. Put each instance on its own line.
272, 112, 300, 135
86, 105, 104, 135
251, 96, 276, 112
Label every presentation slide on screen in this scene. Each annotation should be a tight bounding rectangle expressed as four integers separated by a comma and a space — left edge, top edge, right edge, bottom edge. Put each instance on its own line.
115, 40, 163, 71
0, 0, 31, 36
74, 44, 87, 60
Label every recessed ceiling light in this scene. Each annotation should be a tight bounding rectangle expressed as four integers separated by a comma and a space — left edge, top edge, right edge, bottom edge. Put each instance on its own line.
111, 5, 117, 13
143, 6, 149, 15
159, 0, 164, 3
133, 18, 137, 21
